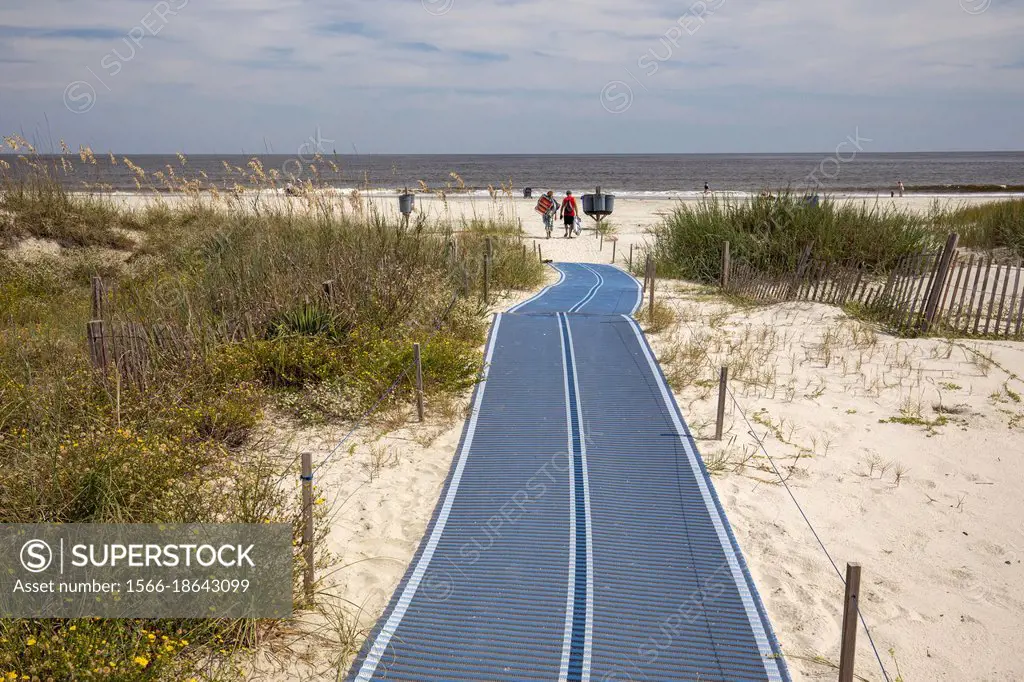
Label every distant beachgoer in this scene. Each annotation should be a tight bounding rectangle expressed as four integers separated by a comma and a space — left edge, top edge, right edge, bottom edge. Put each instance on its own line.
891, 190, 895, 198
536, 191, 559, 239
704, 181, 710, 194
897, 180, 905, 198
560, 190, 578, 238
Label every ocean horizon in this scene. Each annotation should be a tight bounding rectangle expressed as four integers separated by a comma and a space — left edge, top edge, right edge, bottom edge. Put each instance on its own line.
4, 151, 1023, 196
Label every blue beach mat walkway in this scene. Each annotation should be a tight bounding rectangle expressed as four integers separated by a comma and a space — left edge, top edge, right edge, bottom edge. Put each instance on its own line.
347, 264, 791, 681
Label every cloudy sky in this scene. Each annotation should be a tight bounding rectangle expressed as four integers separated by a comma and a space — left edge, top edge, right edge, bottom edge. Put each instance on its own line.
1, 0, 1022, 154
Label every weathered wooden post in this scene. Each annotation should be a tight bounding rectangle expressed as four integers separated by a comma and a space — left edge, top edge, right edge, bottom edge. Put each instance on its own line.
322, 280, 335, 302
483, 253, 490, 304
648, 258, 655, 316
91, 276, 104, 320
414, 342, 425, 422
301, 451, 315, 605
715, 367, 729, 440
922, 233, 959, 333
87, 320, 108, 369
721, 241, 731, 289
643, 254, 650, 295
629, 243, 634, 271
838, 563, 862, 682
611, 239, 617, 264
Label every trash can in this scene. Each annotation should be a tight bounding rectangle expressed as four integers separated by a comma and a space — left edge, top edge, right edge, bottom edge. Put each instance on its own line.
398, 192, 415, 215
582, 193, 615, 217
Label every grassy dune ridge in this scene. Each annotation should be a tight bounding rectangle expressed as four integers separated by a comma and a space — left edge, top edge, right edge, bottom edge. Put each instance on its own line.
647, 193, 1024, 284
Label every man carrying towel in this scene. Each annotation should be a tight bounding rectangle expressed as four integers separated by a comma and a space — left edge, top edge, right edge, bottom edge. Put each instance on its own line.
538, 190, 559, 239
560, 190, 578, 238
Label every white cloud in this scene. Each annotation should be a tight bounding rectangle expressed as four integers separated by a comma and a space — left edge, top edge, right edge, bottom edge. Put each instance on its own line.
0, 0, 1021, 151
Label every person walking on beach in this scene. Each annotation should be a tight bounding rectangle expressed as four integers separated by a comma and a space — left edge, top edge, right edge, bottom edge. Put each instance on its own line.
560, 190, 578, 238
704, 181, 711, 195
897, 180, 905, 197
536, 190, 559, 239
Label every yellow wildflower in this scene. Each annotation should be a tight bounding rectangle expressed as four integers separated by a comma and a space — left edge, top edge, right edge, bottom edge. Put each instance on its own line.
26, 637, 36, 646
133, 656, 149, 667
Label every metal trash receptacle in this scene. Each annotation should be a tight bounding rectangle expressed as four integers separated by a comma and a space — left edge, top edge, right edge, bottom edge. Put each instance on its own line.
399, 192, 415, 215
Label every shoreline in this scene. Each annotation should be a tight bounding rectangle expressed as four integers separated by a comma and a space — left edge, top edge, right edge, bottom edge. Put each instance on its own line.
56, 187, 1024, 200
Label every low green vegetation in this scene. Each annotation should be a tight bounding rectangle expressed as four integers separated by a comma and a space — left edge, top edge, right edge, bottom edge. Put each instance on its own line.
647, 193, 937, 283
932, 198, 1024, 257
0, 154, 543, 679
647, 194, 1024, 286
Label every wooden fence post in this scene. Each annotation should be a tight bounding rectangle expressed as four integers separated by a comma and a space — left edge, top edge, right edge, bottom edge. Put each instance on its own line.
643, 254, 650, 295
301, 451, 315, 605
538, 245, 543, 264
922, 233, 959, 332
414, 342, 425, 422
87, 320, 108, 369
322, 280, 335, 303
482, 254, 490, 304
837, 562, 862, 682
721, 241, 731, 289
611, 239, 616, 264
629, 243, 634, 271
648, 258, 656, 315
91, 276, 104, 320
715, 367, 729, 440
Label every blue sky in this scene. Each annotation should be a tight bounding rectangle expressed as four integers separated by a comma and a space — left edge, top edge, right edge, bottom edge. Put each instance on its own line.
1, 0, 1022, 153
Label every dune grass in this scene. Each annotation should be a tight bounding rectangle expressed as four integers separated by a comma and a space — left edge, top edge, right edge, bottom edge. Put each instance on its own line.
0, 149, 543, 679
931, 198, 1024, 256
647, 193, 938, 284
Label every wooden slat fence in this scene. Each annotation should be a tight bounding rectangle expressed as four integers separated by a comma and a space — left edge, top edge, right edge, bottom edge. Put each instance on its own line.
84, 236, 476, 385
723, 235, 1024, 339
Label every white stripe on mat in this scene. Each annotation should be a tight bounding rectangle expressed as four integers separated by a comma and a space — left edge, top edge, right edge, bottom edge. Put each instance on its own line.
557, 312, 578, 682
563, 313, 594, 681
622, 314, 786, 682
508, 263, 566, 313
570, 264, 604, 313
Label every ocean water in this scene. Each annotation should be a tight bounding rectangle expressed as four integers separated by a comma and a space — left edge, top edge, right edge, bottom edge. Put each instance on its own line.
5, 152, 1023, 198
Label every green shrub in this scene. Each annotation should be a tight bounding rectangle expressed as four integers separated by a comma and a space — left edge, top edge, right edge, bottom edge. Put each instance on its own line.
650, 194, 937, 283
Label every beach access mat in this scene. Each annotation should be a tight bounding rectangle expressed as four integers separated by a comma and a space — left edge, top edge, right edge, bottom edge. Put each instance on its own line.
347, 263, 791, 681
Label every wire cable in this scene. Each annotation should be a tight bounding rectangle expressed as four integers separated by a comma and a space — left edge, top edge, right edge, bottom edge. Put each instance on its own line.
675, 304, 892, 682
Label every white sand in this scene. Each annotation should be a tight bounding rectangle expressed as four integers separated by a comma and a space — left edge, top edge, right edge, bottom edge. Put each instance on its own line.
643, 290, 1024, 681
